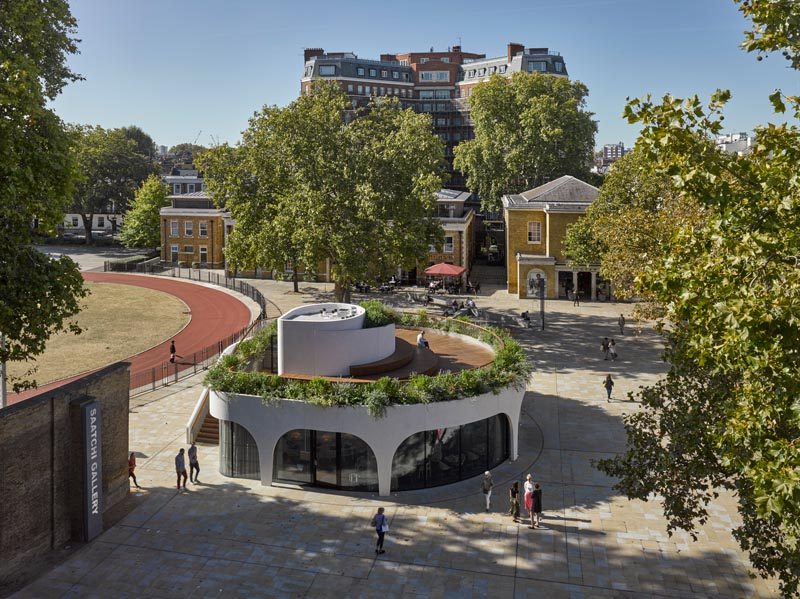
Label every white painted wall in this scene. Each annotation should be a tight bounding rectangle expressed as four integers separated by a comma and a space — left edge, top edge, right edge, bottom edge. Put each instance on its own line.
277, 303, 394, 376
210, 384, 524, 496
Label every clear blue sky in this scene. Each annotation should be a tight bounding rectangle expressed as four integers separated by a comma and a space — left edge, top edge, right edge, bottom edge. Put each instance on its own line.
52, 0, 798, 150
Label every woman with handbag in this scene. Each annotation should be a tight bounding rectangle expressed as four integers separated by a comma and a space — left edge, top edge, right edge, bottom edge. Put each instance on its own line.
372, 507, 388, 555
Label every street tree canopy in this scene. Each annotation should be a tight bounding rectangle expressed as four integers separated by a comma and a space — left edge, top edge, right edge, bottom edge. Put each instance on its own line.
70, 125, 155, 243
563, 150, 705, 303
120, 175, 170, 248
596, 1, 800, 588
453, 72, 597, 210
735, 0, 800, 68
199, 82, 445, 300
0, 0, 87, 394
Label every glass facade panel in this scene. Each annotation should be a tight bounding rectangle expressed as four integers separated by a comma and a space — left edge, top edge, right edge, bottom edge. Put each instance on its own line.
273, 429, 312, 483
340, 433, 378, 491
315, 430, 338, 487
219, 420, 260, 480
391, 415, 509, 492
391, 431, 426, 491
427, 427, 460, 487
461, 419, 488, 479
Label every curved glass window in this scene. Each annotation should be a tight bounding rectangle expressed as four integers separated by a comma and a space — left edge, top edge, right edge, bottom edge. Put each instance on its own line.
391, 415, 509, 491
272, 430, 378, 492
219, 420, 260, 479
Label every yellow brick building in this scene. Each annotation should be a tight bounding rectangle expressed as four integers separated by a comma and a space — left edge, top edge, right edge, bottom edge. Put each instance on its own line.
503, 176, 608, 300
160, 192, 231, 268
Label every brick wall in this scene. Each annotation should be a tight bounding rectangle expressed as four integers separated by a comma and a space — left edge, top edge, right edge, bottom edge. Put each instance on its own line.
161, 215, 225, 267
0, 363, 130, 586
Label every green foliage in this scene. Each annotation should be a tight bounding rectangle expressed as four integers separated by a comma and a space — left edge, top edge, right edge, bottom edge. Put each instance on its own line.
0, 0, 89, 392
119, 175, 170, 248
359, 300, 398, 328
168, 143, 207, 156
70, 125, 156, 242
204, 311, 531, 419
735, 0, 800, 69
453, 72, 597, 210
562, 150, 705, 300
198, 82, 445, 301
595, 87, 800, 595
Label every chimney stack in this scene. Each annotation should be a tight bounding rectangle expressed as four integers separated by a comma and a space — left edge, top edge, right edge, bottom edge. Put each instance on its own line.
507, 42, 524, 63
304, 48, 325, 62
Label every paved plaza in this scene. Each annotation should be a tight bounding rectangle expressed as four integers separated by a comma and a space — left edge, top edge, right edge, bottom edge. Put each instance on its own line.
12, 281, 778, 598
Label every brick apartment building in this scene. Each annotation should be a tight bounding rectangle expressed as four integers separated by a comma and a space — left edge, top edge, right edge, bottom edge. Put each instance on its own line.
301, 42, 568, 189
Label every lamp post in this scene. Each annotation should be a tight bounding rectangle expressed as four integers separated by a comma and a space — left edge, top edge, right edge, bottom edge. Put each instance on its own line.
538, 275, 545, 330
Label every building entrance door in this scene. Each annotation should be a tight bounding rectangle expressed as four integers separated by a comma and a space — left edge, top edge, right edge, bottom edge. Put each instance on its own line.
557, 271, 573, 299
577, 271, 592, 300
314, 431, 338, 487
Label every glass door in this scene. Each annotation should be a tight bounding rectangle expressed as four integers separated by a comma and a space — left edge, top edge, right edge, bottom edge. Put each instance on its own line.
314, 431, 338, 487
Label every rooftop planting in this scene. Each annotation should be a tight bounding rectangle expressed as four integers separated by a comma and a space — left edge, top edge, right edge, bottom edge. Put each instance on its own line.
205, 302, 532, 417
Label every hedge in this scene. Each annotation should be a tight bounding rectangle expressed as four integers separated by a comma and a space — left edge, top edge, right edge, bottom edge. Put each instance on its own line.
205, 303, 531, 417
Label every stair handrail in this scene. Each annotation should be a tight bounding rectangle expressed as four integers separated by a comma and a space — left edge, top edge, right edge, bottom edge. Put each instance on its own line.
186, 386, 210, 444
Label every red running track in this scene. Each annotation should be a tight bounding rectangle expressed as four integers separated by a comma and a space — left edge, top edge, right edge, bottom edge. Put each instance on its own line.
9, 272, 252, 405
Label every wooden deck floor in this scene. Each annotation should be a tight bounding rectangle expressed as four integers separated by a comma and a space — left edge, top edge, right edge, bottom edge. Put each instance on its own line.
359, 328, 494, 380
280, 327, 495, 383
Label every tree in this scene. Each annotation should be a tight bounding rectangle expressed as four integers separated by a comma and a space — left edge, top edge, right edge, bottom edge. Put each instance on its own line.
735, 0, 800, 68
0, 0, 88, 399
453, 72, 597, 210
70, 125, 155, 243
199, 82, 445, 301
120, 125, 157, 159
563, 150, 705, 301
595, 5, 800, 589
168, 143, 206, 156
119, 175, 170, 248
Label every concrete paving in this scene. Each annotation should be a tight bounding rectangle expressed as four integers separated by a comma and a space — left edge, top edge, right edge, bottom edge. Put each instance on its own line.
12, 282, 778, 598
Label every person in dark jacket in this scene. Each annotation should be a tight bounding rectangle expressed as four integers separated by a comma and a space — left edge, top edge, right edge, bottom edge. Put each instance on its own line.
532, 483, 543, 528
508, 481, 520, 522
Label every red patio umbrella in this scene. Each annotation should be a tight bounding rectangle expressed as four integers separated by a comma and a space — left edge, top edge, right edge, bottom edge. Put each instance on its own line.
424, 263, 466, 277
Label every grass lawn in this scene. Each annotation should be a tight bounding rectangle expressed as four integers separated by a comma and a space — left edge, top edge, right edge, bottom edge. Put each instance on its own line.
8, 282, 190, 387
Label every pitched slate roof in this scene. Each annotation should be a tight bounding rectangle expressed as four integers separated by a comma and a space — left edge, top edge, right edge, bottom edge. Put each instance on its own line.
502, 175, 599, 212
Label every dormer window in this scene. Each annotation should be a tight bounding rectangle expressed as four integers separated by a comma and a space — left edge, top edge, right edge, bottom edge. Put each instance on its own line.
319, 65, 336, 76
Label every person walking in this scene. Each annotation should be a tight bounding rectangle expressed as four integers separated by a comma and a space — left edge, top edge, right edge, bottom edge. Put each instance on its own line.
572, 289, 580, 307
532, 483, 543, 528
603, 374, 614, 400
508, 481, 520, 522
609, 339, 618, 361
175, 448, 188, 491
601, 337, 610, 360
618, 314, 626, 335
188, 441, 200, 483
371, 507, 388, 555
169, 340, 177, 364
523, 474, 534, 528
481, 471, 494, 512
128, 452, 140, 489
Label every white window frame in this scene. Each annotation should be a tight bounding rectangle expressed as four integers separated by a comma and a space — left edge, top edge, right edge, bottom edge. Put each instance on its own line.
173, 183, 181, 194
199, 246, 208, 263
170, 244, 179, 260
347, 83, 354, 92
392, 71, 399, 79
188, 183, 195, 193
419, 57, 429, 64
357, 67, 365, 76
170, 220, 178, 237
184, 220, 193, 236
368, 68, 377, 77
555, 62, 563, 73
199, 221, 208, 237
97, 216, 105, 228
443, 236, 454, 253
357, 85, 363, 94
527, 221, 542, 244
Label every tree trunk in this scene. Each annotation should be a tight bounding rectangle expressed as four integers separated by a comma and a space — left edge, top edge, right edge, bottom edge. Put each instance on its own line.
292, 269, 299, 293
82, 214, 93, 245
333, 279, 351, 303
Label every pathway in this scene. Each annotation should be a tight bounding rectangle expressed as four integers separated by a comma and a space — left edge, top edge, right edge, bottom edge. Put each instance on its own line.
11, 283, 778, 598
